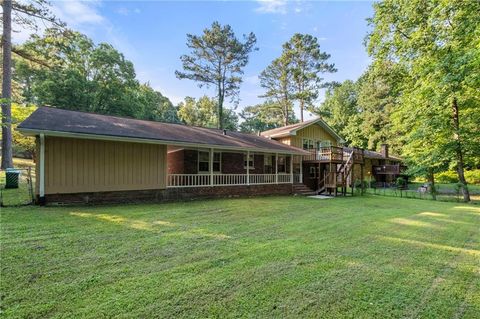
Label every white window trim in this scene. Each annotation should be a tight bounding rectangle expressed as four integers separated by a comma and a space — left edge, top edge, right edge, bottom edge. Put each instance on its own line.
243, 153, 255, 169
198, 150, 221, 173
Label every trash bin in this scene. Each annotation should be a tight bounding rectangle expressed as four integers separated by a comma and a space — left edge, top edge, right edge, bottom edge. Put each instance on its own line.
5, 169, 21, 189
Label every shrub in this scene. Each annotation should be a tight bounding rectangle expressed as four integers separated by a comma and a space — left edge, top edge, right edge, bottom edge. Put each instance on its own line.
396, 177, 407, 189
435, 171, 458, 183
465, 170, 480, 185
435, 170, 480, 185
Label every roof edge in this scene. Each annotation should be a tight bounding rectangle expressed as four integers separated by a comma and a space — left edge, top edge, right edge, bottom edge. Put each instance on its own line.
18, 127, 309, 156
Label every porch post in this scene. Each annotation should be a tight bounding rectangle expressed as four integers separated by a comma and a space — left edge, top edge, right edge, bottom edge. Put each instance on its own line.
209, 148, 214, 186
275, 153, 278, 184
39, 133, 45, 203
246, 151, 250, 185
299, 156, 303, 184
290, 154, 293, 183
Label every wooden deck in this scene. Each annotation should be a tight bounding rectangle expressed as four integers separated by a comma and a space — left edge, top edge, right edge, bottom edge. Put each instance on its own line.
303, 146, 364, 164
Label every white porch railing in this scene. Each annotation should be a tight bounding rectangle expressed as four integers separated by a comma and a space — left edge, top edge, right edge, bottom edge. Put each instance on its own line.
167, 173, 294, 188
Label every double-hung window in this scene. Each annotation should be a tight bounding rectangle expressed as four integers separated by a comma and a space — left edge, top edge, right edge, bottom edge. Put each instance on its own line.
244, 153, 254, 169
198, 151, 221, 173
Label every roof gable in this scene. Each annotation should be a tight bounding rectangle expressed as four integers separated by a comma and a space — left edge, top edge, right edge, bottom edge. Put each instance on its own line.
260, 117, 344, 143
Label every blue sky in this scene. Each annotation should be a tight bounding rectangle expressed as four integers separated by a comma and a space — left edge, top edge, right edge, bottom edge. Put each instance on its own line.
15, 1, 374, 120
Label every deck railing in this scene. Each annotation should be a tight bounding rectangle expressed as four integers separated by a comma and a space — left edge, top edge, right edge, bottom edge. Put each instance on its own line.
304, 146, 344, 162
167, 173, 294, 188
372, 165, 407, 175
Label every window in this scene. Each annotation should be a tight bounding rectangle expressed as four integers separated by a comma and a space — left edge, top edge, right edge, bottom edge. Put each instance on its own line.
309, 166, 316, 178
309, 140, 314, 149
198, 151, 209, 172
302, 139, 309, 150
198, 151, 221, 173
319, 140, 331, 148
277, 156, 286, 173
244, 153, 254, 169
212, 152, 221, 172
264, 155, 273, 173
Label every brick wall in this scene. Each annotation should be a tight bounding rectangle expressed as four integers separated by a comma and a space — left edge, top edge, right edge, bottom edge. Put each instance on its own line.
42, 184, 293, 205
167, 149, 184, 174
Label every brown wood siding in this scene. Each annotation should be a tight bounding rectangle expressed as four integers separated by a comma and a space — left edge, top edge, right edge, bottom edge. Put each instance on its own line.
42, 137, 167, 194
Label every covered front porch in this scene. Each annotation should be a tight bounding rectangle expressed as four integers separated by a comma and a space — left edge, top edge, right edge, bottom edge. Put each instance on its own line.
166, 146, 302, 188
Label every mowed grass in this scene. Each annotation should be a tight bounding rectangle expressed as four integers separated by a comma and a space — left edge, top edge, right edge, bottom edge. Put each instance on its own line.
1, 196, 479, 318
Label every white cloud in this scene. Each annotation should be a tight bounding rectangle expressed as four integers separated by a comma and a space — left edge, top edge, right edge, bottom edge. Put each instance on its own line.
116, 7, 130, 16
255, 0, 287, 15
115, 7, 141, 16
53, 0, 104, 27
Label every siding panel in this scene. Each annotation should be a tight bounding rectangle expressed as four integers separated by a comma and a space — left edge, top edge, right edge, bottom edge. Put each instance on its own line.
43, 137, 167, 194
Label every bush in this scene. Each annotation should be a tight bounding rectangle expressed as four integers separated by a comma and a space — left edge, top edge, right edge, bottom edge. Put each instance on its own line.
435, 170, 480, 185
396, 177, 407, 189
465, 170, 480, 185
435, 171, 458, 183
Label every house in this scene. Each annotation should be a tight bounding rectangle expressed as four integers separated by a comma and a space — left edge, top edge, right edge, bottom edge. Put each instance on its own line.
261, 118, 406, 195
18, 107, 309, 204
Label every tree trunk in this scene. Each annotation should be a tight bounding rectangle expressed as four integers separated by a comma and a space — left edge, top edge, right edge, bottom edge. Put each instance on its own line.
451, 97, 470, 202
1, 0, 14, 169
299, 99, 304, 122
217, 83, 224, 129
428, 169, 436, 201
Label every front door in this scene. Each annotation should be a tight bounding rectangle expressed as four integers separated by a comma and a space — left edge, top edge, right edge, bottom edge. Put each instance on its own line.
302, 163, 319, 191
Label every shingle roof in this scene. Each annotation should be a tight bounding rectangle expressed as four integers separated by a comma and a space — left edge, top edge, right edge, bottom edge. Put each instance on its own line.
18, 107, 309, 155
260, 117, 344, 142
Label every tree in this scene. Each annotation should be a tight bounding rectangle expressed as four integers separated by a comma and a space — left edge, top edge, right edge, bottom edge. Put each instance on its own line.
239, 102, 297, 133
177, 96, 238, 131
356, 63, 405, 153
2, 0, 13, 168
1, 0, 63, 169
14, 29, 178, 122
176, 21, 257, 129
318, 80, 366, 148
282, 33, 336, 122
11, 103, 36, 158
258, 56, 295, 126
367, 0, 480, 201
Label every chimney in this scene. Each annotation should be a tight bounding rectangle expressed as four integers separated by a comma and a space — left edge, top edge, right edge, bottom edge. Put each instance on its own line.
380, 144, 389, 158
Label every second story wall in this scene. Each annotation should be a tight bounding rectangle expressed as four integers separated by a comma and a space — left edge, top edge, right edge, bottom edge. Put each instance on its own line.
280, 124, 339, 149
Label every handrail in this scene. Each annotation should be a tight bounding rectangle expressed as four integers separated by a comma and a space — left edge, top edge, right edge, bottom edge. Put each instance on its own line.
167, 173, 293, 188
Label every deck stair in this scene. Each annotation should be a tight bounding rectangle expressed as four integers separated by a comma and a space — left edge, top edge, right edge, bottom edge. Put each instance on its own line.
293, 183, 317, 196
321, 150, 355, 197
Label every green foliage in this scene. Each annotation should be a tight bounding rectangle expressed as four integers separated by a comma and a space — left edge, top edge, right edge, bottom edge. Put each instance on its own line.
395, 177, 407, 189
239, 102, 297, 133
11, 104, 36, 158
14, 29, 178, 122
435, 171, 458, 184
367, 0, 480, 201
282, 33, 336, 121
176, 22, 257, 129
258, 55, 295, 126
177, 96, 238, 130
317, 80, 365, 148
436, 170, 480, 185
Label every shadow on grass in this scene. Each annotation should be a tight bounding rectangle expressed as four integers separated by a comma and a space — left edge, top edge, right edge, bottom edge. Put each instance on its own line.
70, 212, 231, 240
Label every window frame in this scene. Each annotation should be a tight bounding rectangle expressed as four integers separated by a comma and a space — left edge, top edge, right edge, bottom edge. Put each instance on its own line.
198, 151, 221, 173
243, 153, 255, 169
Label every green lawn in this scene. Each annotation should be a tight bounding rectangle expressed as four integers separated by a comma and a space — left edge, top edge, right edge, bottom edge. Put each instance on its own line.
1, 196, 479, 318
